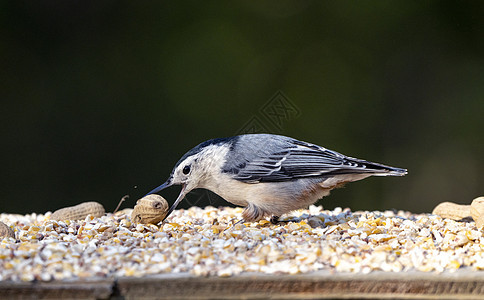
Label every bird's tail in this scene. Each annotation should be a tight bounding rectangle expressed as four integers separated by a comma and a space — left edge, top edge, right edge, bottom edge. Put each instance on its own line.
343, 157, 408, 177
372, 166, 407, 176
359, 160, 407, 176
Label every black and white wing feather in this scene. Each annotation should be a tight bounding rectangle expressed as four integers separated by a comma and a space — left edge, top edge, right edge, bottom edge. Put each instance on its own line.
222, 134, 406, 183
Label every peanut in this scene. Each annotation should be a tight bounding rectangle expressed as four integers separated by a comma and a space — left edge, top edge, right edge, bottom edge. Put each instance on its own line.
470, 197, 484, 228
131, 194, 169, 224
0, 221, 15, 239
51, 201, 105, 221
431, 202, 471, 220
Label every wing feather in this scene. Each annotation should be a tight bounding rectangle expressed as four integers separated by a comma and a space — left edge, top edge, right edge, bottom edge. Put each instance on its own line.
222, 134, 405, 183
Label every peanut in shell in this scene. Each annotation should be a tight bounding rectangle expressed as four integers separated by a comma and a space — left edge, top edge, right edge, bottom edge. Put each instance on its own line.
470, 197, 484, 228
0, 221, 15, 239
131, 194, 169, 224
431, 202, 471, 221
51, 201, 105, 221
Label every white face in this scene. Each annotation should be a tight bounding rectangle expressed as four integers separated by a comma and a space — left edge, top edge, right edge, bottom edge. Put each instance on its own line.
169, 143, 230, 194
170, 154, 201, 192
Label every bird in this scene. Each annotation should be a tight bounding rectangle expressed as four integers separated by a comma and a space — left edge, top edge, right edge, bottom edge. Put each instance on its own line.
147, 134, 407, 223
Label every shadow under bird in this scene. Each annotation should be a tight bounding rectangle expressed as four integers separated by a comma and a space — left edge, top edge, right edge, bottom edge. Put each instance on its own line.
147, 134, 407, 223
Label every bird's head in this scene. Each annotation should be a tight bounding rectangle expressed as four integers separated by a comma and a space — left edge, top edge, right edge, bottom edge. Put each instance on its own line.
170, 151, 206, 193
146, 137, 233, 221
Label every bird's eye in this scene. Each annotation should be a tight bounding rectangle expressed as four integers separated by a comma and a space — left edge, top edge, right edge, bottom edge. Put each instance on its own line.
182, 165, 191, 175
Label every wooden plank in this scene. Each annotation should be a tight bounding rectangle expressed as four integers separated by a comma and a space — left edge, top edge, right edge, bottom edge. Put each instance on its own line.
116, 270, 484, 299
1, 270, 484, 299
0, 278, 114, 300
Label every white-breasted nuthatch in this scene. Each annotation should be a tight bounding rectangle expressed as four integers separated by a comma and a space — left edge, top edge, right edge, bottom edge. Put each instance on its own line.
147, 134, 407, 223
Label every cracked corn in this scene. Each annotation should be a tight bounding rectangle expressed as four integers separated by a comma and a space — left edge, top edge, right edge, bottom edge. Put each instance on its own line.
1, 205, 484, 281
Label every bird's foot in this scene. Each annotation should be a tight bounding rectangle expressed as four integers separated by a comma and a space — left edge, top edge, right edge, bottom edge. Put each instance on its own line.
225, 218, 247, 230
270, 216, 280, 224
233, 218, 246, 226
270, 215, 300, 224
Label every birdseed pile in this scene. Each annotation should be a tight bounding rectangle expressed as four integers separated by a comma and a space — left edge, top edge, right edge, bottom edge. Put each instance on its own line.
1, 205, 484, 282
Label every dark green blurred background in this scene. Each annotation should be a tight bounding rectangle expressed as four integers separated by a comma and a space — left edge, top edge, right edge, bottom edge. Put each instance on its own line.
1, 1, 483, 215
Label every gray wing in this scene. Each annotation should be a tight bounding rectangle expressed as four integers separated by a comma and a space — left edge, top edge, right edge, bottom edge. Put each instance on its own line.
222, 134, 405, 183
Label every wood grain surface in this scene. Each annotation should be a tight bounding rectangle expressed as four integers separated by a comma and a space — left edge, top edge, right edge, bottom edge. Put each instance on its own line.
1, 270, 484, 299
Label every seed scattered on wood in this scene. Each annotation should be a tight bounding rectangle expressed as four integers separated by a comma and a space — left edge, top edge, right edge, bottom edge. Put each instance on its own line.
3, 204, 484, 281
51, 201, 105, 221
470, 197, 484, 228
431, 202, 471, 221
131, 194, 169, 224
0, 221, 15, 239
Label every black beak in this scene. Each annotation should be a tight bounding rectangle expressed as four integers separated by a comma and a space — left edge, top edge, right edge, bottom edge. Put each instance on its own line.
146, 180, 188, 222
146, 180, 173, 196
162, 183, 187, 222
